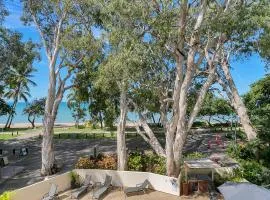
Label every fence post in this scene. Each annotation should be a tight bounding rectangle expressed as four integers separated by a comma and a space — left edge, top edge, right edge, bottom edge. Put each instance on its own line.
17, 131, 18, 135
12, 132, 13, 136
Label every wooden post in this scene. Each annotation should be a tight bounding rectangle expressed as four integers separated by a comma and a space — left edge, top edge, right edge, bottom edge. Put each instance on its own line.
12, 132, 13, 136
17, 131, 18, 135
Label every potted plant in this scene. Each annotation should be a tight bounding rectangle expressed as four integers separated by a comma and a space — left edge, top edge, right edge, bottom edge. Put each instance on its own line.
180, 172, 189, 196
70, 171, 81, 189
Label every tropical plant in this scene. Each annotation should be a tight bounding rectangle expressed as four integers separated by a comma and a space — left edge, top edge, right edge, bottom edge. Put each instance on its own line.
0, 191, 13, 200
23, 98, 45, 128
69, 171, 80, 189
0, 98, 11, 116
4, 66, 37, 128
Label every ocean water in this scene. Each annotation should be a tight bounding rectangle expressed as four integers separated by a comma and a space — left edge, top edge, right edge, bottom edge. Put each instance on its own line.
0, 102, 140, 124
0, 102, 77, 124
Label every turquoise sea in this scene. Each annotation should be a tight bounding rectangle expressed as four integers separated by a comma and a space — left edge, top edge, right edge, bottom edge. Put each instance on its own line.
0, 102, 77, 124
0, 102, 141, 124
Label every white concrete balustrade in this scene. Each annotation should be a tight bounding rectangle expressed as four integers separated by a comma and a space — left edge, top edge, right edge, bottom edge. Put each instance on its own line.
12, 169, 180, 200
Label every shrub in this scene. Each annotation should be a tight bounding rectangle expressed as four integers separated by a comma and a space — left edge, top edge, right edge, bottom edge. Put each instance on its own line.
75, 157, 95, 169
0, 191, 13, 200
128, 152, 145, 171
69, 171, 80, 189
184, 152, 207, 160
237, 160, 270, 186
149, 155, 166, 175
214, 171, 243, 187
192, 121, 208, 128
127, 152, 166, 175
96, 154, 117, 170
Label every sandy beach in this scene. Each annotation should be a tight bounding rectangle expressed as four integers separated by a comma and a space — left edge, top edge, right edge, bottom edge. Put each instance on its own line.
0, 122, 76, 129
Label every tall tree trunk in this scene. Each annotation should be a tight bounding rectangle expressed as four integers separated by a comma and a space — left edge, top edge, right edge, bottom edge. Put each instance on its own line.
99, 111, 103, 129
41, 64, 57, 176
41, 113, 55, 175
5, 97, 18, 129
117, 89, 127, 171
173, 48, 196, 176
138, 113, 165, 156
151, 113, 156, 124
28, 115, 35, 128
221, 61, 257, 140
166, 130, 176, 176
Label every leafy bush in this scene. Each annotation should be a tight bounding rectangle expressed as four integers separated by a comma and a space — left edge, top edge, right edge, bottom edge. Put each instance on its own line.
128, 152, 145, 171
147, 154, 166, 175
75, 157, 95, 169
127, 152, 166, 175
214, 171, 243, 187
225, 131, 246, 140
69, 171, 80, 189
96, 154, 117, 170
226, 142, 257, 160
75, 152, 166, 175
237, 160, 270, 186
184, 152, 207, 160
0, 191, 13, 200
192, 121, 208, 128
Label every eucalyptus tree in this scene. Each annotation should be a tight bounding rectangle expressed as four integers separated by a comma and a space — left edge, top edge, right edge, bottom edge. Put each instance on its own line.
104, 0, 265, 177
22, 0, 100, 175
23, 98, 45, 128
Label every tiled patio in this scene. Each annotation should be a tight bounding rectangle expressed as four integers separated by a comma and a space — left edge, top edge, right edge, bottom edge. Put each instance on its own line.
58, 187, 217, 200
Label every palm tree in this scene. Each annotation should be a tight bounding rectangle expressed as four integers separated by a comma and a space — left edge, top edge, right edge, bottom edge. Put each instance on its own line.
23, 98, 45, 128
4, 66, 37, 128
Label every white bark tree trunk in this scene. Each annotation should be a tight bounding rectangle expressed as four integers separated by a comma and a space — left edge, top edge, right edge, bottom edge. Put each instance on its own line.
137, 113, 165, 156
41, 66, 57, 175
117, 89, 128, 171
221, 61, 257, 140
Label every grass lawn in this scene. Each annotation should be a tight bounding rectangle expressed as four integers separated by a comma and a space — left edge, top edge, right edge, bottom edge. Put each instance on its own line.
0, 133, 20, 140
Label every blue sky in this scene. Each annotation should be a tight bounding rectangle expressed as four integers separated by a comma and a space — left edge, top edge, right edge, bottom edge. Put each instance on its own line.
3, 0, 268, 102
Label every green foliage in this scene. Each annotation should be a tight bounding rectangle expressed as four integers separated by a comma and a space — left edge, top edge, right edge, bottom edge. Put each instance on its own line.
226, 142, 258, 160
23, 98, 45, 128
128, 152, 166, 175
225, 131, 247, 140
0, 191, 13, 200
67, 90, 86, 128
69, 171, 80, 189
214, 171, 244, 187
184, 152, 208, 160
236, 160, 270, 186
128, 152, 145, 171
244, 75, 270, 141
0, 98, 11, 116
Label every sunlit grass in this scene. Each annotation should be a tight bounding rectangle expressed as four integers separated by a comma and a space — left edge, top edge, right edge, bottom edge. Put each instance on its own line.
0, 133, 20, 140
